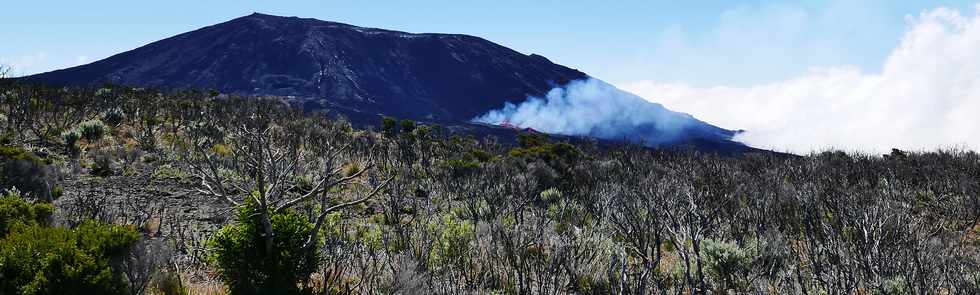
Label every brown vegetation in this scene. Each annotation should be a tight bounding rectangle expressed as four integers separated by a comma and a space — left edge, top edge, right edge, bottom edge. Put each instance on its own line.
0, 81, 978, 294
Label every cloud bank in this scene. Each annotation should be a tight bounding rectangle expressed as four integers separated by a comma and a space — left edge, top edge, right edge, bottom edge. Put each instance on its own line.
620, 6, 980, 153
472, 78, 727, 146
626, 1, 906, 86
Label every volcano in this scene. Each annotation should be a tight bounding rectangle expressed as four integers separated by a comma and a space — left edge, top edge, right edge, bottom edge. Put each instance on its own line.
25, 13, 753, 152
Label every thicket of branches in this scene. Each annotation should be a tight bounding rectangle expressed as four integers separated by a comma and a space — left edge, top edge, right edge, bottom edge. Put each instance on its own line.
1, 81, 978, 294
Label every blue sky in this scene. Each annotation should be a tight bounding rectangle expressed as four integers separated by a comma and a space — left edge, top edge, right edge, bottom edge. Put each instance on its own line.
1, 1, 975, 86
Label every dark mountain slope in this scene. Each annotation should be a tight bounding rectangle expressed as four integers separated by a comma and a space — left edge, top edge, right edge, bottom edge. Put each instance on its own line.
26, 13, 756, 152
28, 13, 586, 122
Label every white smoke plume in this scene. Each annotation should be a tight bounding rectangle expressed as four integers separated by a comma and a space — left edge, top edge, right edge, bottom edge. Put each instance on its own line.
620, 6, 980, 154
472, 78, 728, 146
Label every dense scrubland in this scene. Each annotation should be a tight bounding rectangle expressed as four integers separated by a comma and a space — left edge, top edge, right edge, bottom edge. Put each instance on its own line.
0, 80, 978, 294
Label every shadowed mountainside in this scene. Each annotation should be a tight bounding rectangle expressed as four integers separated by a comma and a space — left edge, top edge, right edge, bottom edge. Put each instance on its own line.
28, 13, 587, 123
26, 12, 754, 152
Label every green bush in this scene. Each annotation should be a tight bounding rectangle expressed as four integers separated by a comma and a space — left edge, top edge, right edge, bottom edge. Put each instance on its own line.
1, 189, 138, 295
509, 134, 581, 164
209, 200, 319, 295
399, 119, 416, 134
79, 119, 107, 142
150, 164, 189, 181
547, 198, 589, 235
879, 276, 909, 295
441, 158, 480, 177
50, 186, 63, 199
702, 239, 755, 292
516, 132, 548, 148
539, 187, 562, 203
0, 220, 139, 295
150, 270, 188, 295
89, 149, 115, 177
0, 190, 53, 237
62, 129, 81, 147
0, 146, 54, 200
102, 109, 125, 127
62, 130, 82, 157
381, 116, 397, 136
427, 213, 475, 270
469, 148, 494, 162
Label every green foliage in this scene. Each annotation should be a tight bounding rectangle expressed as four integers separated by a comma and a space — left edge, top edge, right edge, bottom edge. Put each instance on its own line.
78, 119, 107, 142
546, 198, 590, 235
343, 162, 363, 177
0, 220, 139, 295
879, 276, 909, 295
412, 124, 432, 139
95, 87, 113, 98
102, 108, 125, 127
150, 164, 189, 181
0, 190, 53, 237
61, 129, 81, 156
209, 200, 319, 295
210, 144, 231, 157
89, 150, 115, 177
575, 274, 612, 295
539, 187, 562, 203
469, 148, 493, 162
357, 223, 385, 252
438, 146, 499, 178
141, 115, 163, 129
381, 116, 397, 136
50, 186, 63, 199
150, 270, 188, 295
441, 158, 480, 177
61, 130, 81, 146
702, 239, 755, 291
509, 134, 581, 164
516, 133, 548, 148
0, 145, 46, 164
427, 213, 475, 270
0, 146, 53, 200
399, 119, 416, 134
0, 131, 15, 146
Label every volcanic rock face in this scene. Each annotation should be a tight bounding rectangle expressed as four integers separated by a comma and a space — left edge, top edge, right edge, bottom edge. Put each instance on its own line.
28, 13, 586, 123
27, 13, 753, 152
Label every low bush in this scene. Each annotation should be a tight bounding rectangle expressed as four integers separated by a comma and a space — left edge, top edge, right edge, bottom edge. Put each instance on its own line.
150, 269, 188, 295
62, 129, 82, 157
209, 200, 319, 295
89, 148, 116, 177
1, 189, 141, 295
427, 213, 475, 270
0, 198, 139, 295
79, 119, 107, 143
0, 190, 53, 237
702, 239, 756, 292
102, 108, 125, 127
0, 146, 54, 200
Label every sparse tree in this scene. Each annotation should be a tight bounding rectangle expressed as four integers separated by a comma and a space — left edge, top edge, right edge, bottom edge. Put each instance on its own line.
180, 98, 392, 255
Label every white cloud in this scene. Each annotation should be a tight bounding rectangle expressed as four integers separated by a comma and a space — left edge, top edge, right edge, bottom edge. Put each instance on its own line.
623, 0, 901, 87
619, 6, 980, 153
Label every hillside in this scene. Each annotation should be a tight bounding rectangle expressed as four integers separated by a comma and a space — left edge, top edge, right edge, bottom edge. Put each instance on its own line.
27, 13, 586, 123
0, 83, 977, 294
24, 13, 749, 152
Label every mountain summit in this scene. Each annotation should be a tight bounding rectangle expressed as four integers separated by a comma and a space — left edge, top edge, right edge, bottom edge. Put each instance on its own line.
28, 13, 586, 122
26, 13, 751, 152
